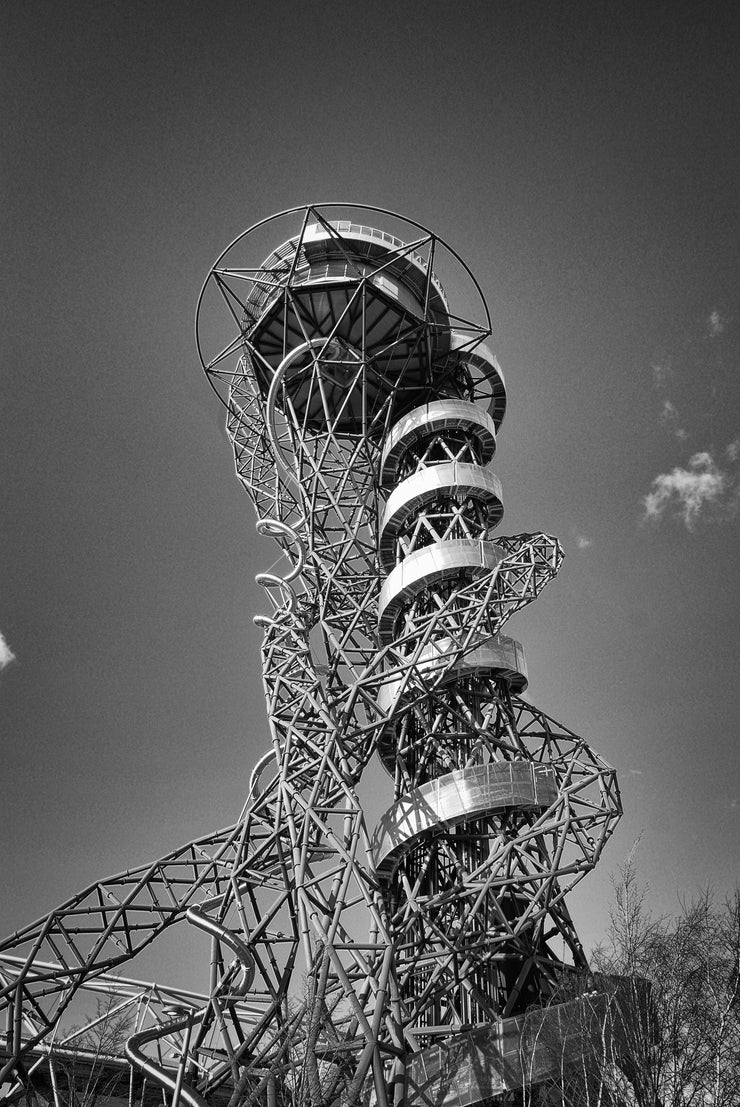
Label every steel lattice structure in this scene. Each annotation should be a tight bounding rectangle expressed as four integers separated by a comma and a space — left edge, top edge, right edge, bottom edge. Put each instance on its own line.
0, 204, 621, 1107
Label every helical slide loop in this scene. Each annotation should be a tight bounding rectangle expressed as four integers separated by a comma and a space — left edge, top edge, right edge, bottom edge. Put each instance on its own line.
253, 518, 306, 625
255, 519, 306, 582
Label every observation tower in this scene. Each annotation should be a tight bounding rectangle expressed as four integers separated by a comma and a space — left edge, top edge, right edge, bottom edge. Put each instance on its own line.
0, 204, 621, 1107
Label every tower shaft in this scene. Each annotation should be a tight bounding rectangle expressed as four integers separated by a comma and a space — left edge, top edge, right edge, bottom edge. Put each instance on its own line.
0, 206, 621, 1107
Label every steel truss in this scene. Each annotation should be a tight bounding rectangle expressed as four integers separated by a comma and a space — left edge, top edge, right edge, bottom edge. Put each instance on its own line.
1, 205, 621, 1107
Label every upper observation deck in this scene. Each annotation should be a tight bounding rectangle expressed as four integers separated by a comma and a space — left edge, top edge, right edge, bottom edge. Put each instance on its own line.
244, 221, 450, 326
244, 221, 453, 436
197, 205, 504, 438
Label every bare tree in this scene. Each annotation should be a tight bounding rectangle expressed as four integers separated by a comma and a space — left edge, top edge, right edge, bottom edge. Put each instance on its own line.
520, 860, 740, 1106
29, 996, 134, 1107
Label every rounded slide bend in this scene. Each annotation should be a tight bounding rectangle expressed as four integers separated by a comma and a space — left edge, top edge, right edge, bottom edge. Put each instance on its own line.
125, 1006, 209, 1107
124, 906, 255, 1107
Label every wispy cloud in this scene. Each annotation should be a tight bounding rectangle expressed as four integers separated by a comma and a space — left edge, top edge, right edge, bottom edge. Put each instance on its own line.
644, 313, 738, 528
0, 631, 15, 671
575, 534, 592, 549
658, 399, 688, 440
651, 362, 673, 388
659, 398, 678, 423
708, 309, 725, 338
643, 450, 735, 529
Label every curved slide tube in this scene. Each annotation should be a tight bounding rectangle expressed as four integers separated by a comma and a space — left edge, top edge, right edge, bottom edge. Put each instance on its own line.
124, 906, 254, 1107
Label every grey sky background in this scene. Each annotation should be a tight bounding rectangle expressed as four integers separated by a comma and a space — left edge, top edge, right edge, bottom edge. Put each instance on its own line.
2, 1, 739, 987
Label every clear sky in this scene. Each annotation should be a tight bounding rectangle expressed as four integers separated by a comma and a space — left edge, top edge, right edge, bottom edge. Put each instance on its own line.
2, 1, 739, 981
